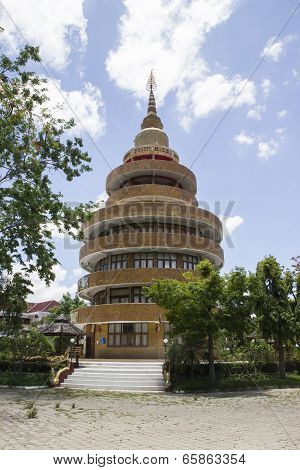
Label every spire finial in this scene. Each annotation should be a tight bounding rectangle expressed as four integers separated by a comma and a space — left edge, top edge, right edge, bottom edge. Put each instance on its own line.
146, 69, 157, 93
146, 70, 157, 116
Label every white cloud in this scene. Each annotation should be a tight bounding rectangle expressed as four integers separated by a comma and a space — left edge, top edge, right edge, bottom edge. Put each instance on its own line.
72, 267, 85, 278
95, 191, 108, 205
234, 132, 255, 145
24, 265, 77, 302
261, 34, 296, 62
261, 78, 272, 97
292, 69, 299, 78
247, 105, 266, 120
177, 74, 255, 129
274, 127, 286, 143
275, 127, 286, 135
220, 216, 244, 237
91, 191, 108, 212
0, 0, 87, 70
277, 109, 287, 119
257, 139, 279, 161
45, 79, 106, 138
106, 0, 256, 128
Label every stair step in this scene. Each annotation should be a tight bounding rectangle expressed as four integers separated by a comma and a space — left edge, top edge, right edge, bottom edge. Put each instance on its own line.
67, 372, 162, 380
64, 378, 164, 385
77, 370, 162, 374
80, 362, 163, 365
78, 365, 163, 369
62, 383, 165, 391
63, 361, 165, 392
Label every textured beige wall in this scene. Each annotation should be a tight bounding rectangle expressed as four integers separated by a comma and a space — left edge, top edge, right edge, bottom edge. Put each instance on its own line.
106, 184, 198, 206
81, 267, 186, 291
83, 202, 222, 237
77, 303, 166, 325
106, 160, 197, 194
80, 232, 224, 267
94, 322, 165, 359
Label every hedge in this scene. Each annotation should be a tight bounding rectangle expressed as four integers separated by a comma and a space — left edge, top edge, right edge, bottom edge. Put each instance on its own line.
0, 360, 52, 373
170, 361, 300, 378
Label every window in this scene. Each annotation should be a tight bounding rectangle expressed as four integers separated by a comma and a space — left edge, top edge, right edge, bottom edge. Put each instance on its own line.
140, 222, 152, 232
180, 226, 196, 235
111, 254, 127, 270
157, 224, 177, 234
98, 257, 108, 271
166, 224, 176, 234
133, 286, 150, 303
112, 226, 120, 235
183, 254, 199, 270
98, 229, 109, 237
93, 289, 106, 305
134, 252, 154, 268
110, 288, 130, 304
108, 323, 148, 347
158, 253, 177, 268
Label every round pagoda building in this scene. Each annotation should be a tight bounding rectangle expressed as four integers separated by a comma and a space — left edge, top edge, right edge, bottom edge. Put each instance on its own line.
74, 73, 224, 359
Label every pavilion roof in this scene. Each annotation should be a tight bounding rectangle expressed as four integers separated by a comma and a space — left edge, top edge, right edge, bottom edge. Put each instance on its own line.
40, 314, 84, 337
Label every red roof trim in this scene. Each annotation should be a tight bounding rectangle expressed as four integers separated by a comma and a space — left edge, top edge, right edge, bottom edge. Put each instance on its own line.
27, 300, 60, 313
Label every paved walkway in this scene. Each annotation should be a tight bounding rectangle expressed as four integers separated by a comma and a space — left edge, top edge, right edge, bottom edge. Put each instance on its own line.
0, 388, 299, 449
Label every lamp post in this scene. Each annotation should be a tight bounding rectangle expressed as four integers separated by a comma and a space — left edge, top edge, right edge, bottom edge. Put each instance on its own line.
70, 338, 75, 371
163, 338, 169, 362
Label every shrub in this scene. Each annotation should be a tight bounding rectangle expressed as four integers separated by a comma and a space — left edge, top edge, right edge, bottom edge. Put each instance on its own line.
27, 406, 38, 419
166, 336, 206, 375
0, 327, 54, 362
0, 359, 51, 373
241, 342, 276, 367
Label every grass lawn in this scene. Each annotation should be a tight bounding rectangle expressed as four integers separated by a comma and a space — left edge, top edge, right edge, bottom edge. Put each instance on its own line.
172, 373, 300, 392
0, 372, 49, 387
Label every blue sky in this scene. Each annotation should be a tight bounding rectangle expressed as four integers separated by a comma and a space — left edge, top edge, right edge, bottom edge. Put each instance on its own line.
1, 0, 299, 300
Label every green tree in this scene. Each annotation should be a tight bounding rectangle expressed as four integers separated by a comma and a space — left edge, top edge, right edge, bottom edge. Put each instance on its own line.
0, 272, 32, 335
145, 259, 224, 384
249, 256, 298, 377
45, 293, 85, 324
0, 326, 54, 373
291, 256, 300, 273
0, 45, 94, 318
222, 267, 254, 349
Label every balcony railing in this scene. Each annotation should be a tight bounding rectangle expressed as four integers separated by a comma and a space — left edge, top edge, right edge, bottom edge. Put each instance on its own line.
123, 146, 179, 162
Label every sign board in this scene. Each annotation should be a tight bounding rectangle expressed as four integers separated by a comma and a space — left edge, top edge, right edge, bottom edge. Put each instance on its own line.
99, 337, 106, 345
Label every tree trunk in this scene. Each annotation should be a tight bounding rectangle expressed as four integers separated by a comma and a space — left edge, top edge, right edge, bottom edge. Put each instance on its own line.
59, 333, 63, 354
278, 337, 286, 378
208, 333, 215, 385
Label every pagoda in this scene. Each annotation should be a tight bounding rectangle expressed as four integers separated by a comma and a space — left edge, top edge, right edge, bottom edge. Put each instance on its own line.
75, 72, 224, 359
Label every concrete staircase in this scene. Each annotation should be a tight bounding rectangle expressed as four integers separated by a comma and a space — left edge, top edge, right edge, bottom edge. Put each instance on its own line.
62, 361, 165, 392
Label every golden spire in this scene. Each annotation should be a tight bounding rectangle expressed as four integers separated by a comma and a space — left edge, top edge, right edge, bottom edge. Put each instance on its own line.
146, 70, 157, 92
146, 70, 157, 116
135, 70, 169, 146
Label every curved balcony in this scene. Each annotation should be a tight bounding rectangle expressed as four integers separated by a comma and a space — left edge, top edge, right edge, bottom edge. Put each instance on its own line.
82, 202, 223, 241
74, 303, 166, 325
123, 145, 179, 163
77, 267, 188, 298
79, 233, 224, 271
106, 160, 197, 194
106, 184, 198, 207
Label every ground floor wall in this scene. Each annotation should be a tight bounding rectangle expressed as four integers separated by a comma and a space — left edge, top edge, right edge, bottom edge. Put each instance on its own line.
75, 304, 167, 360
84, 323, 166, 359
